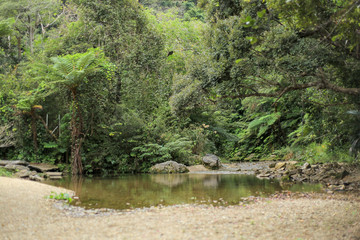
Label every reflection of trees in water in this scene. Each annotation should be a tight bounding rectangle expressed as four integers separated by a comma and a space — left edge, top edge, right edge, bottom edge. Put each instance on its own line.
150, 174, 188, 187
71, 175, 84, 198
44, 174, 322, 209
202, 175, 221, 188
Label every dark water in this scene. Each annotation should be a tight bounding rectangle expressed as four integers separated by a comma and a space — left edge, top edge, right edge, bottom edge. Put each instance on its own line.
44, 174, 322, 210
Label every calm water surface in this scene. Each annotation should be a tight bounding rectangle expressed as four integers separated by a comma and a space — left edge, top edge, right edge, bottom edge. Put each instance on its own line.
44, 174, 322, 210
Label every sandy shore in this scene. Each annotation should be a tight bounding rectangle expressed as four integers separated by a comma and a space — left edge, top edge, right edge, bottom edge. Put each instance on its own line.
1, 176, 360, 240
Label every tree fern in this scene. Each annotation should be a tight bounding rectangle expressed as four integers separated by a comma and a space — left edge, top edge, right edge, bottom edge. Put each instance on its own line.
247, 112, 281, 137
51, 57, 73, 76
76, 52, 95, 70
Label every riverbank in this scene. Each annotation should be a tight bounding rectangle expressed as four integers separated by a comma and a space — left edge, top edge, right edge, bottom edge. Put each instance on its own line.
1, 177, 360, 240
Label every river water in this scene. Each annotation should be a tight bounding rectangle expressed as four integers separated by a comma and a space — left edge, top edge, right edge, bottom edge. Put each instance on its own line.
44, 173, 322, 210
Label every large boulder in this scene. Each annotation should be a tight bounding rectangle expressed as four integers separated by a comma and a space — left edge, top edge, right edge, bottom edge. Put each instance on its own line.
149, 161, 189, 174
202, 154, 221, 170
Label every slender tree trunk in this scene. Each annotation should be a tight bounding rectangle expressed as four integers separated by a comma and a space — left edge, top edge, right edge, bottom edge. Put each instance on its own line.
16, 36, 21, 60
30, 109, 38, 152
70, 88, 83, 175
28, 15, 34, 54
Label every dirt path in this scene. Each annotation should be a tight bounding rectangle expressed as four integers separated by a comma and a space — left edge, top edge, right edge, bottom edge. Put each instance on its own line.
1, 177, 360, 240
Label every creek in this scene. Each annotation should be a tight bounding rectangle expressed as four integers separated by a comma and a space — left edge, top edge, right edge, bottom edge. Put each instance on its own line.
44, 173, 322, 210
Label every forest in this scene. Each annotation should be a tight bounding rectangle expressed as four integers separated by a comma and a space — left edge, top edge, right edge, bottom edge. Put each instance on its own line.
0, 0, 360, 176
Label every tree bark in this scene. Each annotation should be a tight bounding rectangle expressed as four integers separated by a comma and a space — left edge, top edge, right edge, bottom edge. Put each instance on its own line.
70, 88, 83, 175
30, 109, 38, 152
16, 36, 21, 60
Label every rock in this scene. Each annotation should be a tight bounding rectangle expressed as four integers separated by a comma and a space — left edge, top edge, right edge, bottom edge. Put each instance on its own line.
256, 170, 272, 179
15, 169, 31, 178
4, 164, 29, 172
256, 174, 270, 179
0, 160, 28, 166
274, 162, 286, 170
301, 162, 311, 170
45, 172, 63, 177
289, 169, 299, 176
269, 162, 276, 168
45, 172, 63, 180
285, 163, 297, 171
149, 161, 189, 174
335, 169, 349, 179
328, 184, 346, 191
28, 163, 59, 172
29, 175, 44, 181
311, 164, 319, 170
49, 176, 62, 180
202, 154, 221, 170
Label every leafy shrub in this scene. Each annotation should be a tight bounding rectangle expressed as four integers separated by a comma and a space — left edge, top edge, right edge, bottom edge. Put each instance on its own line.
47, 191, 73, 203
131, 143, 172, 172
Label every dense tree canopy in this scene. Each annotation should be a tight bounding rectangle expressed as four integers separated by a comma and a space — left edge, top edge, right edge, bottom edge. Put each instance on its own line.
0, 0, 359, 175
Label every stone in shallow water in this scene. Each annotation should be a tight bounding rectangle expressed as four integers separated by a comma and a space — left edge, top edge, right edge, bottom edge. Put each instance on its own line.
149, 161, 189, 174
274, 162, 286, 170
29, 175, 44, 181
202, 154, 221, 170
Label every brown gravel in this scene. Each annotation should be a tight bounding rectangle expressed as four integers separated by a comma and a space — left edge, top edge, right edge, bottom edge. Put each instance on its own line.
1, 176, 360, 240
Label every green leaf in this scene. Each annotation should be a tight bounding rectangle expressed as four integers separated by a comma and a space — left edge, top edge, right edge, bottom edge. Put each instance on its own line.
235, 58, 245, 63
43, 142, 58, 149
246, 36, 258, 44
257, 9, 266, 18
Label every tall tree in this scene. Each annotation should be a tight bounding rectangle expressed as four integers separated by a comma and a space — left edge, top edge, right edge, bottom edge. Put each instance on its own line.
0, 0, 64, 56
51, 49, 110, 175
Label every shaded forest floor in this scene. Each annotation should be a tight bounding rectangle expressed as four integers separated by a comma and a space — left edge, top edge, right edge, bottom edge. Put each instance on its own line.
1, 177, 360, 240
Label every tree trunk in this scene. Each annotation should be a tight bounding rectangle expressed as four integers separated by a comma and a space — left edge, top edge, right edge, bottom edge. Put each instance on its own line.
30, 109, 38, 152
70, 88, 83, 175
28, 15, 34, 54
16, 36, 21, 60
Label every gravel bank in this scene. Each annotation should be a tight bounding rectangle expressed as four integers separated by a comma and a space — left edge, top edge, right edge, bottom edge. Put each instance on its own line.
1, 177, 360, 240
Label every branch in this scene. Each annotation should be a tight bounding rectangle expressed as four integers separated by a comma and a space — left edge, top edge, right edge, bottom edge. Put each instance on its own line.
37, 115, 58, 141
323, 0, 360, 42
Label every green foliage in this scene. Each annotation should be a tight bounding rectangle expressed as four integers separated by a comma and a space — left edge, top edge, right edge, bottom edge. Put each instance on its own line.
0, 167, 13, 177
131, 144, 172, 172
248, 112, 281, 138
47, 191, 73, 203
1, 0, 359, 175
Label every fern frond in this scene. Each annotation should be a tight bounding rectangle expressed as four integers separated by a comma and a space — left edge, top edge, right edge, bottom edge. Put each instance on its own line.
248, 112, 281, 130
51, 57, 73, 76
76, 52, 95, 70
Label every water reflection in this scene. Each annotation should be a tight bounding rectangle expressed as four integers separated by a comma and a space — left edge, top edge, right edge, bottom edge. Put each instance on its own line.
44, 174, 322, 210
151, 174, 187, 187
